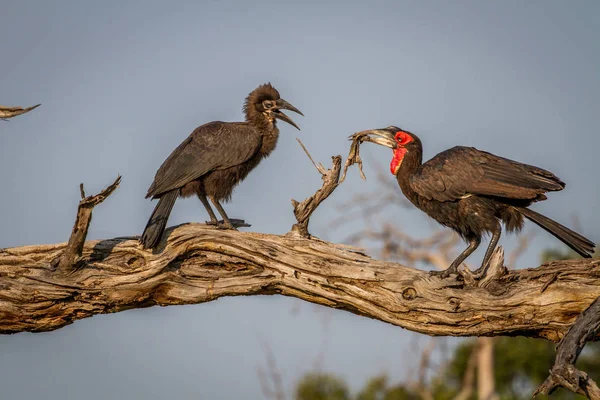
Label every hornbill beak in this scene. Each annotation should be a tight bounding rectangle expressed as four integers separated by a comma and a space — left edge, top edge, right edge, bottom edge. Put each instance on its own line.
273, 99, 303, 130
351, 129, 397, 149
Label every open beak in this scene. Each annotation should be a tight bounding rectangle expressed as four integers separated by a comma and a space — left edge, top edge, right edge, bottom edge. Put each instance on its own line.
273, 99, 303, 130
351, 129, 397, 149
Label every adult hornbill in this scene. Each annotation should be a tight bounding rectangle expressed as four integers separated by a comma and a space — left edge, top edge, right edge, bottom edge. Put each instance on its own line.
354, 126, 595, 278
141, 83, 303, 249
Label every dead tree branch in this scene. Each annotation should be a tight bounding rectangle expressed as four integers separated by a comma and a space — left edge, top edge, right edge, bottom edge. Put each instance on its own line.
288, 140, 342, 238
0, 226, 598, 339
55, 176, 121, 272
534, 296, 600, 399
0, 104, 40, 121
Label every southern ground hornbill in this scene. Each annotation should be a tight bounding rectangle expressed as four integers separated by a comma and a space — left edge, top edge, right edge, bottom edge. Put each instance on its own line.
354, 126, 595, 278
141, 83, 303, 249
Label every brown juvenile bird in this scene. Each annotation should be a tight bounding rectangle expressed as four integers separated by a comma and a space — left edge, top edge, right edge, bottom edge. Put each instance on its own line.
141, 83, 303, 249
356, 126, 595, 278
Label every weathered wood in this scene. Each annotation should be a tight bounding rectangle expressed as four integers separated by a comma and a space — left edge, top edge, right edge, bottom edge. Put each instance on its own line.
55, 176, 121, 272
289, 144, 342, 238
534, 296, 600, 399
0, 223, 598, 338
0, 104, 40, 120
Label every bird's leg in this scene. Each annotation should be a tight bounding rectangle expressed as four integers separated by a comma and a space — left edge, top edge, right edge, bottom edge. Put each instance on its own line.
430, 236, 481, 278
208, 196, 238, 231
196, 192, 219, 225
474, 224, 502, 276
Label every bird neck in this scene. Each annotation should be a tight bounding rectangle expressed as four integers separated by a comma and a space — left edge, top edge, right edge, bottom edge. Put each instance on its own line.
258, 124, 280, 157
244, 114, 279, 157
246, 108, 280, 132
395, 147, 423, 201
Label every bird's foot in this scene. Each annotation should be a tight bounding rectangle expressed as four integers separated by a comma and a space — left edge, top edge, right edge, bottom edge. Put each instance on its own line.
429, 265, 459, 279
210, 219, 251, 230
216, 222, 238, 231
205, 219, 219, 226
472, 263, 491, 280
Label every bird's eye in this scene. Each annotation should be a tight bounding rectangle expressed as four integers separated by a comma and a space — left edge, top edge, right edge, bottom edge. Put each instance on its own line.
395, 131, 413, 146
264, 101, 273, 109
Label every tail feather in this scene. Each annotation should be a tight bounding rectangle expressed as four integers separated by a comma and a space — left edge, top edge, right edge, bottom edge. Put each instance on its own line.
518, 207, 595, 258
141, 190, 179, 249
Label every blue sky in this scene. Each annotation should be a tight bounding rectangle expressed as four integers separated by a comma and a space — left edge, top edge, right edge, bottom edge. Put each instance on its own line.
1, 1, 599, 399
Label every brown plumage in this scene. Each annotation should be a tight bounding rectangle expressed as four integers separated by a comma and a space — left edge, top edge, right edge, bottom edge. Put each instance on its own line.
357, 126, 595, 278
140, 83, 303, 249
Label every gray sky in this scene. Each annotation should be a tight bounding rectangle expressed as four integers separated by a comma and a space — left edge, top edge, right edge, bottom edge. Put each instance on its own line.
1, 1, 599, 399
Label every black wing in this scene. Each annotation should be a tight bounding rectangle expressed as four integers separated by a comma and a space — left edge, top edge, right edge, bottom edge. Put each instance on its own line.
146, 121, 261, 198
409, 146, 565, 202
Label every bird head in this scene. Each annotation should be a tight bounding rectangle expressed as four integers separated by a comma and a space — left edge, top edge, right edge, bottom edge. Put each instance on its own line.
353, 126, 420, 175
243, 83, 303, 130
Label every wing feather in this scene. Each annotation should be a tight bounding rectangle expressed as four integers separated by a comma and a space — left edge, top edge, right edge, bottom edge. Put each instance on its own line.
409, 146, 564, 202
146, 122, 261, 198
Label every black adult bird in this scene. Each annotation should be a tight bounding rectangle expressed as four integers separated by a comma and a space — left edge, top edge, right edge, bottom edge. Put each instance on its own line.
141, 83, 303, 249
354, 126, 595, 278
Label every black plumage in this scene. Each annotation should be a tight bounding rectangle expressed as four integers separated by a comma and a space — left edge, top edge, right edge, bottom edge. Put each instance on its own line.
357, 126, 595, 278
141, 83, 303, 249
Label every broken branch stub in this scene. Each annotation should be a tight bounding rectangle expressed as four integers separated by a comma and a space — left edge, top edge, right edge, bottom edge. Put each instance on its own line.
55, 175, 122, 272
288, 140, 342, 238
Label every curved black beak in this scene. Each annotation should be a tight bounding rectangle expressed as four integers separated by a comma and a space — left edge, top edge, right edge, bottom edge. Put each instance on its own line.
351, 128, 397, 149
274, 99, 303, 130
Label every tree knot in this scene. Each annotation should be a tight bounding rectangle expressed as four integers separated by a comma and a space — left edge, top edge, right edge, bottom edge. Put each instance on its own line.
402, 287, 417, 301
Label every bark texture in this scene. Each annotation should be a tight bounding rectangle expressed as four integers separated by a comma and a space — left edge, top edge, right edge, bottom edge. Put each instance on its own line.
0, 223, 598, 338
55, 177, 121, 272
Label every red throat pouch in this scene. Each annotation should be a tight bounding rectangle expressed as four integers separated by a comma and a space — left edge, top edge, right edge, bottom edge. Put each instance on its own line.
390, 147, 407, 174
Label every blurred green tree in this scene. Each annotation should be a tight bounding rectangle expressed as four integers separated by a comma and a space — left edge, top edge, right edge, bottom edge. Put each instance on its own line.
295, 373, 351, 400
356, 375, 420, 400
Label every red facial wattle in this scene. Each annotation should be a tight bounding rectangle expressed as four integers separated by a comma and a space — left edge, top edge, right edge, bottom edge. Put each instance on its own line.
390, 147, 407, 174
389, 130, 413, 175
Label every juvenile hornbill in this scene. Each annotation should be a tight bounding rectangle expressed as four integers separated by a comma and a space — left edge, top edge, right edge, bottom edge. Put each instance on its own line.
141, 83, 303, 249
355, 126, 595, 278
